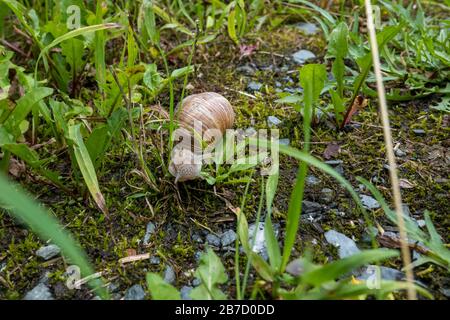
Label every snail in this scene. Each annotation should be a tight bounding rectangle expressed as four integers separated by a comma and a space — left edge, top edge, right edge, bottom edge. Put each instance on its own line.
168, 92, 235, 182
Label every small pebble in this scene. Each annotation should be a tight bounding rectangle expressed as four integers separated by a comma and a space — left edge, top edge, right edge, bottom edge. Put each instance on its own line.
320, 188, 334, 204
163, 265, 176, 285
23, 283, 54, 300
325, 230, 360, 258
143, 222, 156, 246
279, 138, 290, 146
267, 115, 282, 127
220, 230, 237, 247
295, 22, 319, 35
206, 234, 221, 247
292, 49, 316, 65
412, 129, 426, 136
124, 284, 146, 300
395, 148, 406, 157
247, 81, 263, 93
36, 244, 60, 261
360, 194, 381, 210
180, 286, 193, 300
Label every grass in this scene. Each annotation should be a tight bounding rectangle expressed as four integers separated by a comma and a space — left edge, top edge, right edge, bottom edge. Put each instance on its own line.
0, 0, 449, 300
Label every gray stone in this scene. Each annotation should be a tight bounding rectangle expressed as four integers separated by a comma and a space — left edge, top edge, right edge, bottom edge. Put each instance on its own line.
180, 286, 193, 300
236, 64, 256, 76
206, 234, 221, 247
279, 138, 290, 146
163, 265, 176, 285
247, 81, 263, 92
295, 22, 319, 35
143, 222, 156, 246
286, 259, 305, 277
292, 49, 316, 65
23, 283, 54, 300
248, 222, 279, 259
36, 244, 60, 260
245, 127, 257, 137
362, 226, 379, 243
124, 284, 146, 300
194, 251, 202, 262
320, 188, 334, 204
412, 129, 426, 136
402, 204, 411, 216
416, 219, 426, 228
267, 115, 282, 127
192, 233, 203, 244
395, 148, 406, 157
440, 288, 450, 298
192, 278, 202, 287
149, 256, 161, 265
302, 200, 322, 214
0, 261, 6, 273
324, 230, 360, 258
325, 160, 344, 175
221, 230, 237, 247
360, 195, 381, 210
356, 265, 404, 282
306, 175, 321, 186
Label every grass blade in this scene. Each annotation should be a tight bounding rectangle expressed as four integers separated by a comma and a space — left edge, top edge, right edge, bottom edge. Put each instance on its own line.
68, 124, 108, 215
0, 173, 107, 299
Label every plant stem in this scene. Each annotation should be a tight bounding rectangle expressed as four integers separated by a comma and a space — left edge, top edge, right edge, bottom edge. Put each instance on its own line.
364, 0, 416, 300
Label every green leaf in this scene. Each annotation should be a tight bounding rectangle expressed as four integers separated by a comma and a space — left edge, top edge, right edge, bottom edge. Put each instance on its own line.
3, 87, 53, 136
265, 173, 281, 270
190, 248, 228, 300
300, 64, 327, 112
68, 124, 108, 215
302, 249, 399, 286
143, 63, 162, 92
35, 23, 121, 76
328, 22, 349, 58
227, 5, 239, 44
170, 65, 194, 80
146, 273, 181, 300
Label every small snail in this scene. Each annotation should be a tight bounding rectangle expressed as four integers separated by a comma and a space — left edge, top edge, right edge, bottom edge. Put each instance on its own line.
168, 92, 235, 182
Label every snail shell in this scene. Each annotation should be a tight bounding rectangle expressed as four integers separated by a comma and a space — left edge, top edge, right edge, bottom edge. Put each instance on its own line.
169, 92, 235, 182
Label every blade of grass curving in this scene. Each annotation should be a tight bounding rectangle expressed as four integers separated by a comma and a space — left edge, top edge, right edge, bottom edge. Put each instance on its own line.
280, 64, 326, 271
0, 173, 108, 299
364, 0, 416, 300
68, 124, 108, 215
302, 249, 398, 286
94, 1, 107, 92
34, 23, 121, 80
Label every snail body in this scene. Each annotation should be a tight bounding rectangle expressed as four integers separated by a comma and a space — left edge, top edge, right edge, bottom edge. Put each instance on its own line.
169, 92, 235, 182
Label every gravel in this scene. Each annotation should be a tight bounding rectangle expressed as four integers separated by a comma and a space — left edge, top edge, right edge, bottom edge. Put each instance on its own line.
292, 49, 316, 65
36, 244, 60, 260
220, 230, 237, 247
124, 284, 146, 300
206, 234, 221, 247
143, 222, 156, 246
360, 195, 381, 210
247, 81, 263, 92
295, 22, 319, 35
320, 188, 334, 204
267, 115, 282, 127
23, 283, 54, 300
324, 230, 360, 258
180, 286, 193, 300
302, 200, 323, 214
163, 265, 176, 285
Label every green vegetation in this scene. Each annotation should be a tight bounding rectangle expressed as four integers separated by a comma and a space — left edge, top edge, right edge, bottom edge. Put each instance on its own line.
0, 0, 448, 301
